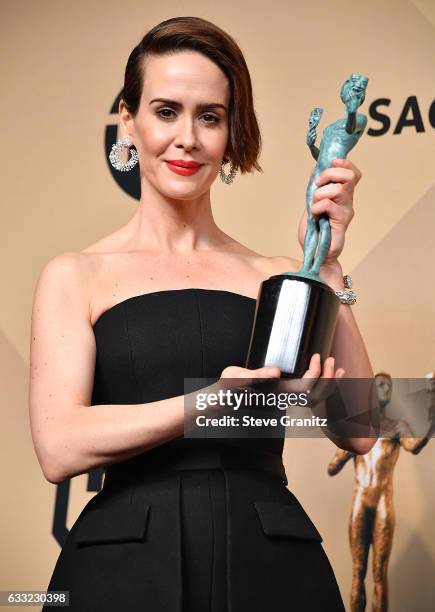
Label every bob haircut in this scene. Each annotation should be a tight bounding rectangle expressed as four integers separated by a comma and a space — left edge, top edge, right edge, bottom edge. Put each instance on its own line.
121, 16, 262, 174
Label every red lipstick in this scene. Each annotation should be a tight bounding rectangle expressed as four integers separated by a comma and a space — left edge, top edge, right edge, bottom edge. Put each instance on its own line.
165, 159, 203, 176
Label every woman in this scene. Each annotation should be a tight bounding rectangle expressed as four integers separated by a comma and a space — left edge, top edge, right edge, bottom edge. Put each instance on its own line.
30, 16, 375, 612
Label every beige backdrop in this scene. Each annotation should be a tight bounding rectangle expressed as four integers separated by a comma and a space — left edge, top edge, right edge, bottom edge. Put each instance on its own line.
1, 1, 434, 610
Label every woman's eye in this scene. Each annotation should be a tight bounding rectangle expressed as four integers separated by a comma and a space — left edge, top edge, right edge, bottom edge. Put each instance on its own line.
201, 113, 220, 124
157, 108, 176, 119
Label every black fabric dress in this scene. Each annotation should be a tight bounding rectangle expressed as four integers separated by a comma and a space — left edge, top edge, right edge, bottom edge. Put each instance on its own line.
43, 288, 345, 612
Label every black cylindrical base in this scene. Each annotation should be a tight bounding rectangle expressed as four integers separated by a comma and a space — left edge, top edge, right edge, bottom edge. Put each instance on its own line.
245, 274, 340, 378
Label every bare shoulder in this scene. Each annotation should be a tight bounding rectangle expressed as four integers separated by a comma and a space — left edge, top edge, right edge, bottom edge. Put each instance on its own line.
263, 254, 302, 276
36, 251, 92, 293
225, 244, 302, 284
224, 238, 301, 274
39, 250, 89, 273
33, 251, 94, 326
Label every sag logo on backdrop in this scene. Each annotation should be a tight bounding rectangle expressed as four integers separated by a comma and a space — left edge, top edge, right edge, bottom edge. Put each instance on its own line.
51, 92, 434, 547
368, 95, 435, 135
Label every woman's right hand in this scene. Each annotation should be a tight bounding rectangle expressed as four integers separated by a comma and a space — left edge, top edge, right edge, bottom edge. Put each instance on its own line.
219, 354, 344, 383
190, 356, 344, 423
218, 354, 345, 397
219, 364, 281, 381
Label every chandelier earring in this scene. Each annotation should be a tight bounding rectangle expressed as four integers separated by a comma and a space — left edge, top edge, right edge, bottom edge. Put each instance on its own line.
109, 135, 139, 172
220, 157, 237, 184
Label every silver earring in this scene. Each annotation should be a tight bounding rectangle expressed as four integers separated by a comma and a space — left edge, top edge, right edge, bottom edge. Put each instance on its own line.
109, 135, 139, 172
220, 158, 237, 184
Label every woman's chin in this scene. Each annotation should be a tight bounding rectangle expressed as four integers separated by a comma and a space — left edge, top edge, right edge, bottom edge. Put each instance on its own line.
159, 185, 209, 201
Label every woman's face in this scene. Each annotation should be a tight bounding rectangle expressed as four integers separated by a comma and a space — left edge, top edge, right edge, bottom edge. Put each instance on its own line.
120, 50, 230, 200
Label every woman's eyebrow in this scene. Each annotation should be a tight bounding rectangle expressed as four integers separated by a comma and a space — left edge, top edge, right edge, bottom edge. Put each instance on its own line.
149, 97, 227, 112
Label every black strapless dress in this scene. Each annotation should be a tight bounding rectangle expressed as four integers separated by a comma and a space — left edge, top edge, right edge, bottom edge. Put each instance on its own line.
43, 289, 345, 612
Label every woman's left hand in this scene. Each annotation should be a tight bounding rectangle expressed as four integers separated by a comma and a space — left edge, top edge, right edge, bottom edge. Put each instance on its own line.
297, 158, 362, 265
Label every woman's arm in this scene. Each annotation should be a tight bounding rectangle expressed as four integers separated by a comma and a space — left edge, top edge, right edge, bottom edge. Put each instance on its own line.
29, 253, 203, 484
313, 260, 377, 455
320, 259, 373, 379
42, 394, 195, 484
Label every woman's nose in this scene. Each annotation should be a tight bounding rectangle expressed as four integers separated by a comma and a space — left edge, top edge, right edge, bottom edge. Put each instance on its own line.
174, 117, 198, 150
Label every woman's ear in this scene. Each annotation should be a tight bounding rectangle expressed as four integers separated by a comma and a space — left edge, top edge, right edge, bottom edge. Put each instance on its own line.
118, 99, 134, 142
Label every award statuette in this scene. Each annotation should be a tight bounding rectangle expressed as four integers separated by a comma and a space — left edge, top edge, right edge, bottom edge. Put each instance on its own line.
246, 73, 369, 378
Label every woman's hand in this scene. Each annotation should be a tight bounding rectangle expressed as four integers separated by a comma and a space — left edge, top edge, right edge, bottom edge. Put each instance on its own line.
301, 353, 346, 417
220, 355, 344, 382
278, 353, 345, 396
190, 357, 345, 422
218, 365, 282, 391
303, 353, 345, 380
219, 354, 344, 397
297, 158, 362, 265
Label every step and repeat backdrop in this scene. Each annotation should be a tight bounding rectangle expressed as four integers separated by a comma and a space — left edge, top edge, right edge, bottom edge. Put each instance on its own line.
1, 1, 433, 610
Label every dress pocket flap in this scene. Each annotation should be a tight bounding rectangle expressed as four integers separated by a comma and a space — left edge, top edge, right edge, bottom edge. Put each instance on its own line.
73, 502, 151, 545
254, 500, 323, 542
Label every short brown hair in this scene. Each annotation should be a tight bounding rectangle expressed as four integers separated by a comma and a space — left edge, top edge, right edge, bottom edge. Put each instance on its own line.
121, 16, 262, 174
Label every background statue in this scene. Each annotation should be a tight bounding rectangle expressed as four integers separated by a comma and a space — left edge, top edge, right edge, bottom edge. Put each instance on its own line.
327, 372, 435, 611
